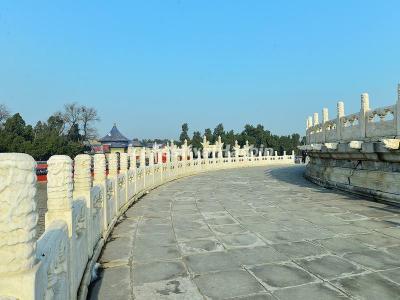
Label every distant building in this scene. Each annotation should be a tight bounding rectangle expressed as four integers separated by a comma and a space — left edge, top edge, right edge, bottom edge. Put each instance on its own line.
99, 124, 130, 154
131, 138, 143, 148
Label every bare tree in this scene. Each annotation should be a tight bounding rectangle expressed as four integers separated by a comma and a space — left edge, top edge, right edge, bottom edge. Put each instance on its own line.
80, 106, 100, 140
62, 102, 81, 129
0, 104, 10, 124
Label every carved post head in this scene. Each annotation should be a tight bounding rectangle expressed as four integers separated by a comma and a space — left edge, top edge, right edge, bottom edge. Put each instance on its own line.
166, 149, 170, 163
337, 101, 345, 118
140, 147, 146, 167
157, 150, 163, 164
313, 112, 319, 125
74, 154, 92, 193
0, 153, 38, 273
47, 155, 73, 211
189, 151, 193, 160
361, 93, 370, 111
120, 153, 128, 171
94, 154, 106, 183
307, 116, 313, 128
108, 153, 119, 176
322, 108, 329, 123
203, 149, 208, 159
227, 151, 231, 158
129, 150, 137, 169
149, 151, 154, 167
197, 149, 202, 160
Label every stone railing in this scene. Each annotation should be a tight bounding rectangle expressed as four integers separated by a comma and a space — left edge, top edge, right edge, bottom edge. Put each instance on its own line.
0, 147, 294, 300
300, 85, 400, 205
305, 84, 400, 145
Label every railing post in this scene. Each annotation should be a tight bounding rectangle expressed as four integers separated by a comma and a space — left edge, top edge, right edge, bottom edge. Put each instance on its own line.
360, 93, 370, 139
157, 150, 163, 182
322, 108, 328, 142
197, 149, 202, 170
149, 150, 155, 186
0, 153, 39, 299
46, 155, 74, 234
74, 154, 93, 257
94, 154, 108, 234
307, 116, 313, 144
129, 149, 137, 194
108, 153, 119, 216
140, 147, 146, 187
120, 153, 129, 206
47, 155, 84, 297
337, 101, 345, 141
313, 112, 319, 126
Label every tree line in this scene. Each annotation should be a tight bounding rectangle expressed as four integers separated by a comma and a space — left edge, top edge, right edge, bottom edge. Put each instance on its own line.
0, 103, 99, 161
178, 123, 305, 155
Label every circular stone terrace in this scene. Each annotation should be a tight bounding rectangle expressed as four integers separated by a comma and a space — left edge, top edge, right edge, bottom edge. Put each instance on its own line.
89, 166, 400, 300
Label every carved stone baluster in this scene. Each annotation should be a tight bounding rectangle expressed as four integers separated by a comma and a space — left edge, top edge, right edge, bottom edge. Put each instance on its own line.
46, 155, 80, 298
94, 154, 106, 184
108, 153, 118, 177
74, 154, 93, 257
108, 153, 119, 215
322, 108, 329, 143
94, 154, 108, 234
120, 153, 129, 206
360, 93, 370, 139
0, 153, 38, 274
46, 155, 73, 234
337, 101, 345, 141
128, 150, 137, 195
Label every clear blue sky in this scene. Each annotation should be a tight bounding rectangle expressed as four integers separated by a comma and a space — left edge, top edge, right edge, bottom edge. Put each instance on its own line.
0, 1, 399, 139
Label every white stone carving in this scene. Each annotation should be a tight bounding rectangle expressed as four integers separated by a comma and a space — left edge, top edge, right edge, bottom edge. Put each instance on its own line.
47, 155, 73, 211
0, 153, 38, 273
94, 154, 106, 183
108, 153, 118, 177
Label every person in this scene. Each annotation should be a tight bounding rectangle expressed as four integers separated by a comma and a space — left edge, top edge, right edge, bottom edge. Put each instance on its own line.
301, 150, 308, 164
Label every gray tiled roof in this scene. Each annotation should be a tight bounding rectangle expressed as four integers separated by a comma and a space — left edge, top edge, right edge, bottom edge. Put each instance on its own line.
99, 124, 129, 143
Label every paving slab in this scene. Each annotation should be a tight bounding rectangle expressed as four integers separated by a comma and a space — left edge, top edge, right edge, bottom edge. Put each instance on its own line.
273, 282, 349, 300
272, 241, 328, 259
331, 272, 400, 300
344, 249, 400, 271
194, 270, 266, 299
132, 261, 188, 285
184, 251, 241, 274
295, 255, 366, 280
89, 265, 131, 300
249, 262, 318, 290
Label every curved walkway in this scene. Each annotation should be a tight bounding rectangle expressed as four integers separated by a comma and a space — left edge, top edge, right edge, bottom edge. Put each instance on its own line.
89, 166, 400, 300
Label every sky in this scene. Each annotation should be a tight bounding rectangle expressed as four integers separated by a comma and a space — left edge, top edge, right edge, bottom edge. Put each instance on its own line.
0, 1, 399, 139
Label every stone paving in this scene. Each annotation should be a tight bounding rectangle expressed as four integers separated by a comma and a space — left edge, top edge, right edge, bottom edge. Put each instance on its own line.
89, 166, 400, 300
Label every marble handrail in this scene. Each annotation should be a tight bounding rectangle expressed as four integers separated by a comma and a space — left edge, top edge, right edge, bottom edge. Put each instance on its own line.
0, 149, 294, 300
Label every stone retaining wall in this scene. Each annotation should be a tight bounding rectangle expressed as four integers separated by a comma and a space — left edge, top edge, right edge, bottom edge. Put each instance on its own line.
301, 85, 400, 206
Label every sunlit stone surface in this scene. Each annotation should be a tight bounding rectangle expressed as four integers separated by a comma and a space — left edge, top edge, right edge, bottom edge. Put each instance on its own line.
90, 166, 400, 299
